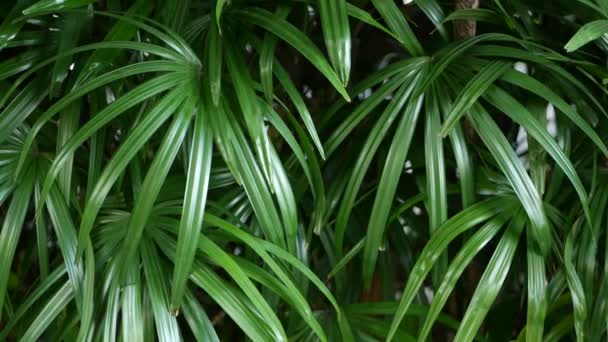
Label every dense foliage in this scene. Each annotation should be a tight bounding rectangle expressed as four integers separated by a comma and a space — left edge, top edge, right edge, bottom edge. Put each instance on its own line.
2, 0, 608, 340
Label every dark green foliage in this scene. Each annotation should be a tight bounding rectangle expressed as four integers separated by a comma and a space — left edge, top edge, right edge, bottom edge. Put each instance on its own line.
1, 0, 607, 341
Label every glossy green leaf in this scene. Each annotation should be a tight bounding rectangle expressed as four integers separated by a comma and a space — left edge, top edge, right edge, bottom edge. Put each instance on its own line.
346, 4, 401, 43
76, 0, 154, 84
101, 273, 121, 341
328, 238, 365, 279
37, 72, 188, 219
23, 0, 95, 16
189, 262, 274, 341
215, 0, 228, 28
499, 69, 608, 158
418, 215, 509, 341
76, 238, 95, 341
19, 282, 74, 341
55, 100, 79, 203
483, 86, 591, 228
170, 101, 213, 311
266, 99, 326, 234
273, 60, 325, 158
363, 94, 423, 286
415, 0, 448, 40
259, 5, 289, 102
468, 106, 551, 254
335, 77, 419, 255
425, 87, 448, 286
0, 266, 66, 340
17, 63, 189, 177
77, 87, 188, 258
182, 289, 220, 342
200, 236, 287, 341
565, 20, 608, 52
141, 239, 182, 342
206, 19, 222, 105
319, 0, 351, 85
435, 80, 475, 207
268, 145, 298, 254
224, 41, 272, 185
387, 197, 516, 340
526, 235, 547, 342
324, 74, 403, 157
564, 219, 587, 341
442, 8, 503, 25
0, 1, 30, 51
221, 105, 286, 248
0, 50, 40, 81
204, 215, 343, 317
369, 0, 424, 56
121, 260, 144, 341
118, 94, 195, 280
0, 76, 47, 146
0, 165, 35, 318
49, 12, 84, 96
453, 213, 525, 342
440, 61, 511, 137
45, 181, 85, 312
238, 8, 350, 101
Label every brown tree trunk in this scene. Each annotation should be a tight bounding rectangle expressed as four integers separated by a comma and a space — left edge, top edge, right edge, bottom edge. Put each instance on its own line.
453, 0, 479, 40
453, 0, 480, 143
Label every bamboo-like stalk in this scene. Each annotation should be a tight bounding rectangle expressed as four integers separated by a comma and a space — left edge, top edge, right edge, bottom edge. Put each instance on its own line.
454, 0, 479, 39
